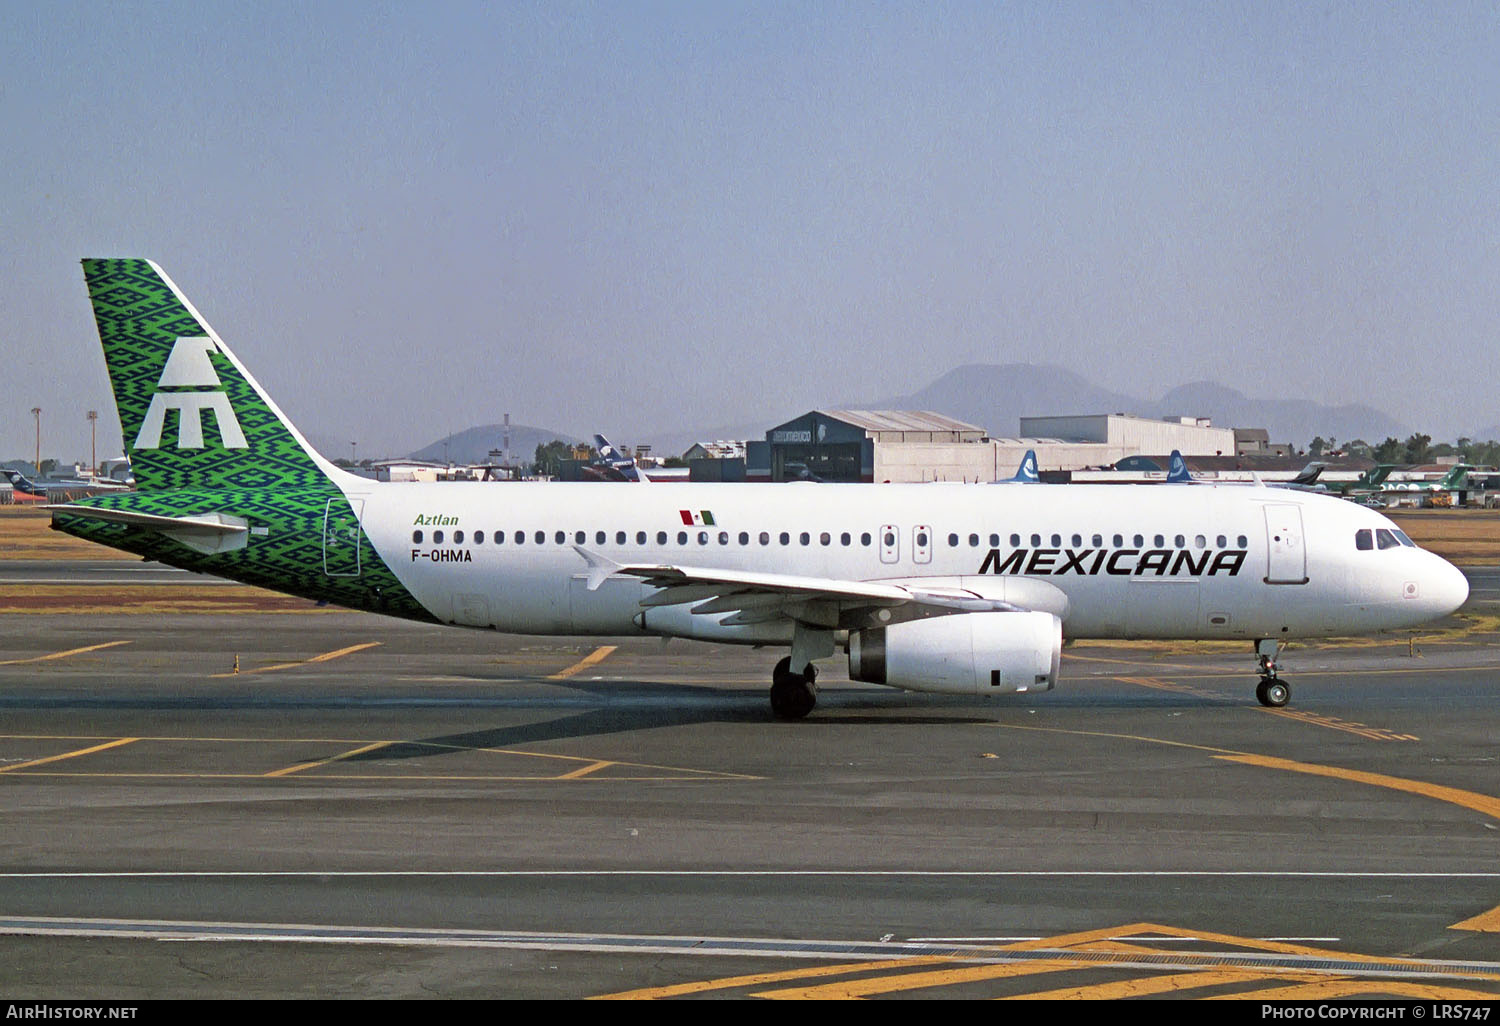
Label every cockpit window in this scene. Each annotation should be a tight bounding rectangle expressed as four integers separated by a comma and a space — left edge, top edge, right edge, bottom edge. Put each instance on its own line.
1355, 529, 1373, 551
1393, 530, 1416, 547
1376, 528, 1400, 550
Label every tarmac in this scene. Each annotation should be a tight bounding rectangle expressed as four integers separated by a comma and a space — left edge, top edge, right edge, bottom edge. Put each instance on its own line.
1, 564, 1499, 999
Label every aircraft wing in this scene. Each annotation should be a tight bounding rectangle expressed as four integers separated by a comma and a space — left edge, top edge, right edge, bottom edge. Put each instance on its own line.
573, 546, 1019, 630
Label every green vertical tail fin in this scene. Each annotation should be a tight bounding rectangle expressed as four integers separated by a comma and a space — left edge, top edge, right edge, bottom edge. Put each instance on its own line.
82, 259, 341, 492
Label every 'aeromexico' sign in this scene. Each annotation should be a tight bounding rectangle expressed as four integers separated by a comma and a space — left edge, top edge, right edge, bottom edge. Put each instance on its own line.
979, 547, 1247, 577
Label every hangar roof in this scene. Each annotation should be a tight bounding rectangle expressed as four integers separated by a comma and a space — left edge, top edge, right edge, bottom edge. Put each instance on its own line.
815, 410, 986, 435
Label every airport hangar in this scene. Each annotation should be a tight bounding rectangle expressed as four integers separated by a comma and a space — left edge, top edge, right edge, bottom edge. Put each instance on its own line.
737, 410, 1240, 483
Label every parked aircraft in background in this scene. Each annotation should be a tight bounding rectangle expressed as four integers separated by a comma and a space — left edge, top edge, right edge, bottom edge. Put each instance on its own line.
2, 468, 129, 499
50, 260, 1470, 718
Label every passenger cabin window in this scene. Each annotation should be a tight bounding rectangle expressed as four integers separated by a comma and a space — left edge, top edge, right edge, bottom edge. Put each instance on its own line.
474, 531, 484, 544
574, 531, 585, 544
1011, 534, 1020, 547
1092, 534, 1102, 547
761, 532, 771, 545
990, 534, 1000, 547
454, 530, 464, 543
799, 532, 810, 546
515, 531, 525, 544
1173, 534, 1184, 548
656, 531, 668, 545
739, 532, 750, 545
433, 530, 444, 544
617, 531, 627, 545
841, 532, 851, 546
1050, 534, 1061, 547
1237, 535, 1248, 547
861, 532, 871, 546
1133, 534, 1144, 547
1355, 529, 1374, 550
820, 532, 831, 546
1071, 534, 1081, 547
677, 531, 688, 545
970, 533, 980, 547
947, 533, 959, 547
1113, 534, 1123, 547
495, 531, 504, 544
1030, 534, 1041, 547
636, 531, 646, 545
412, 530, 423, 543
534, 531, 544, 544
1153, 534, 1164, 547
555, 531, 566, 545
596, 531, 606, 544
1216, 535, 1227, 547
1376, 528, 1401, 550
781, 532, 791, 546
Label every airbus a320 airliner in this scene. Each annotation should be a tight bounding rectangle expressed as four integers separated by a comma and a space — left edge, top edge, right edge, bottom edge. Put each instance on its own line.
50, 260, 1470, 718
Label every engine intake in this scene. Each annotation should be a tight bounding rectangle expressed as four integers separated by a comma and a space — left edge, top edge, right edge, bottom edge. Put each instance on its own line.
847, 610, 1062, 695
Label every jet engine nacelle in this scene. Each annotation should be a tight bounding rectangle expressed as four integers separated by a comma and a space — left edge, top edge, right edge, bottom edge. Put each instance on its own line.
847, 610, 1062, 696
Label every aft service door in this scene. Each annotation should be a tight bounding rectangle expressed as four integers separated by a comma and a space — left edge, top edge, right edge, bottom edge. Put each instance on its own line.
1263, 503, 1308, 584
322, 498, 363, 577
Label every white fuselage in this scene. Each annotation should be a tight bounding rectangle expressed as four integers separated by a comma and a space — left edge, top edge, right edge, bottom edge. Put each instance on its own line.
347, 480, 1469, 643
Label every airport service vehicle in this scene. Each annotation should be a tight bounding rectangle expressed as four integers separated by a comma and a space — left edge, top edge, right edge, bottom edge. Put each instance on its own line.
50, 260, 1470, 718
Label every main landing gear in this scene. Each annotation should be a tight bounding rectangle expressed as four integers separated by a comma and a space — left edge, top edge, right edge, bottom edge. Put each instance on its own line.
770, 656, 818, 720
1254, 639, 1290, 708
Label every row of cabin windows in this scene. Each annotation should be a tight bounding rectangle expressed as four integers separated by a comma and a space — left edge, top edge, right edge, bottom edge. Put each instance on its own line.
411, 528, 1250, 549
961, 532, 1248, 549
413, 528, 881, 547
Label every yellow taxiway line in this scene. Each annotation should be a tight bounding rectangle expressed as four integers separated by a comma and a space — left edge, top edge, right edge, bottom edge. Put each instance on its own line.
548, 645, 617, 680
0, 737, 137, 773
211, 641, 381, 677
0, 640, 131, 666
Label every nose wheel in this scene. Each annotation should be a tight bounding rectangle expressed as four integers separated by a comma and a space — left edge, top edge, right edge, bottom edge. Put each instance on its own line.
1254, 639, 1290, 707
770, 656, 817, 720
1255, 678, 1290, 707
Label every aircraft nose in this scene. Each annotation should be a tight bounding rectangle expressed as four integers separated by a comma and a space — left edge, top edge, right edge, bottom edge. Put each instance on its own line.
1426, 556, 1470, 616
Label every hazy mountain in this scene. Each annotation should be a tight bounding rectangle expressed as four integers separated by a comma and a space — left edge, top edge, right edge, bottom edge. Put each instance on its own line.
409, 423, 581, 465
867, 363, 1140, 435
1151, 382, 1409, 449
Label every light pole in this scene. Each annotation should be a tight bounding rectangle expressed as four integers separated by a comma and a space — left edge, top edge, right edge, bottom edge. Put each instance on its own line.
30, 407, 40, 473
350, 441, 357, 466
87, 410, 98, 474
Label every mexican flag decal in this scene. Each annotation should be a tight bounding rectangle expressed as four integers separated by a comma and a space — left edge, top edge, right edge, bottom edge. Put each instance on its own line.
679, 509, 716, 526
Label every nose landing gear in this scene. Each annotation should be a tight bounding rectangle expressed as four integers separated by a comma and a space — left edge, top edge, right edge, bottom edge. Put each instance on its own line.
1254, 639, 1290, 707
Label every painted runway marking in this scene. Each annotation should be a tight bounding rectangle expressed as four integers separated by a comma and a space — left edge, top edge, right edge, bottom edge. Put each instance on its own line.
1217, 752, 1500, 821
1261, 708, 1418, 741
548, 645, 617, 680
1, 915, 1495, 1000
590, 920, 1500, 1000
0, 733, 754, 782
264, 740, 395, 778
0, 737, 136, 773
1452, 904, 1500, 932
0, 640, 131, 666
1113, 676, 1416, 739
211, 641, 381, 677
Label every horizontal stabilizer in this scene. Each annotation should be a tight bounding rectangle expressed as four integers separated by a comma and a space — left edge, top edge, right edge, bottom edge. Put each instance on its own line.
49, 504, 249, 555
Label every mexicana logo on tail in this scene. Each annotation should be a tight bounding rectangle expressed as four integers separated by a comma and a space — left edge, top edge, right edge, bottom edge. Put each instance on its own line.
134, 337, 248, 450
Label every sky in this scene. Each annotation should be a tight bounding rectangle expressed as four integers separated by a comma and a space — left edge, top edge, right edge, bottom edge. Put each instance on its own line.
3, 0, 1498, 464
